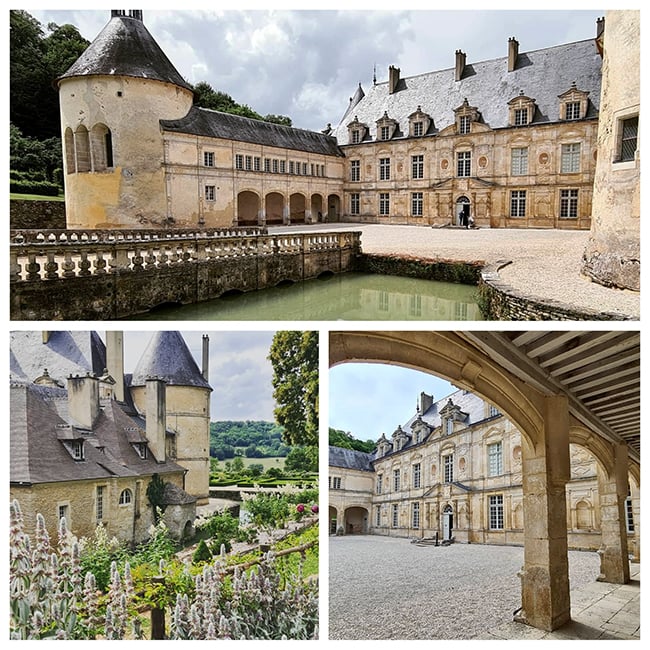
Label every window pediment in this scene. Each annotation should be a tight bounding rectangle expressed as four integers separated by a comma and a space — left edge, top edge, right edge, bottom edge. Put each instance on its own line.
347, 116, 368, 144
408, 105, 432, 137
454, 98, 480, 134
508, 92, 536, 126
558, 83, 589, 120
376, 111, 398, 141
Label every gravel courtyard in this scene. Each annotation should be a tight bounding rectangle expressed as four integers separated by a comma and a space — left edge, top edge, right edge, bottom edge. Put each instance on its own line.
274, 224, 640, 319
328, 535, 600, 640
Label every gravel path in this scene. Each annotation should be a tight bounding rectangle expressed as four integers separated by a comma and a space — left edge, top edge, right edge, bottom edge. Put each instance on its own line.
328, 535, 600, 640
273, 224, 640, 319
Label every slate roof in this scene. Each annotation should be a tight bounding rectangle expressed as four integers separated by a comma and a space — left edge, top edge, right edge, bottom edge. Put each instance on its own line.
332, 38, 602, 143
161, 106, 344, 157
130, 331, 212, 390
329, 446, 375, 471
10, 383, 184, 486
56, 12, 192, 91
10, 331, 106, 386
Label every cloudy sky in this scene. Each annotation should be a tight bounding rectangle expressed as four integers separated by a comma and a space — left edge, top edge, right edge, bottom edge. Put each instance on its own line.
114, 329, 278, 421
26, 3, 607, 132
329, 362, 456, 443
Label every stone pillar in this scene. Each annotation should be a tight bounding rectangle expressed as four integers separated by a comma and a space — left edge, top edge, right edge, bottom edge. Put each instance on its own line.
629, 480, 640, 562
596, 442, 630, 583
516, 395, 571, 631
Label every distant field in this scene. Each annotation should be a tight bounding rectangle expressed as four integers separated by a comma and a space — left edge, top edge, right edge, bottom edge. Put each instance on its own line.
10, 193, 65, 202
214, 456, 286, 470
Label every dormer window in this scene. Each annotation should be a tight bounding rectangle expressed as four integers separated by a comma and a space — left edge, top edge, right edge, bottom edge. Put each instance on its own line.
71, 440, 84, 460
347, 116, 368, 145
559, 83, 589, 121
508, 92, 536, 127
408, 106, 431, 138
376, 112, 398, 141
454, 98, 480, 135
133, 443, 148, 459
445, 418, 454, 435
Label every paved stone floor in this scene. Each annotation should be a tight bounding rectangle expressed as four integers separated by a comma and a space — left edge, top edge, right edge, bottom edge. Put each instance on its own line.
328, 535, 640, 640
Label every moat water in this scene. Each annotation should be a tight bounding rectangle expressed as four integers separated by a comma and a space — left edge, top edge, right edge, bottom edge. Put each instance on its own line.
135, 272, 483, 321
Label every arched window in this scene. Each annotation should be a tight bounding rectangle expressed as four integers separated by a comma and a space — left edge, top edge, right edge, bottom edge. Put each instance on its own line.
119, 489, 132, 505
75, 125, 91, 172
64, 128, 76, 174
575, 499, 592, 529
91, 123, 114, 171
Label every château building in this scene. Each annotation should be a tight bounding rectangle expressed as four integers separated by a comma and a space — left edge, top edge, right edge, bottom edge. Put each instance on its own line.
328, 387, 640, 558
57, 10, 627, 232
10, 330, 212, 544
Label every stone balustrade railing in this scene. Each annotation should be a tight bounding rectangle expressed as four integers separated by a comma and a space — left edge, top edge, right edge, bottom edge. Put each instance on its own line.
10, 229, 361, 282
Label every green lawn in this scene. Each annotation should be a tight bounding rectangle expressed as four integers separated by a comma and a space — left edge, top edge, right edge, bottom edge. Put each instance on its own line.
10, 193, 64, 201
214, 456, 286, 471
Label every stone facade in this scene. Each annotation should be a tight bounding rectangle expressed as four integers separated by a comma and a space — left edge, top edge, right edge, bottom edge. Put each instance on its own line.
582, 10, 640, 290
329, 388, 636, 554
56, 11, 633, 235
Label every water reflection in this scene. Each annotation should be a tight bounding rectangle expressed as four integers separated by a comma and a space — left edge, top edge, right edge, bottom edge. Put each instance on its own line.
135, 272, 483, 321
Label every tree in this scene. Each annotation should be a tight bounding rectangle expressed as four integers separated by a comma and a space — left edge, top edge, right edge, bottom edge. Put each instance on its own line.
268, 331, 318, 447
146, 474, 166, 522
284, 446, 318, 473
329, 427, 376, 453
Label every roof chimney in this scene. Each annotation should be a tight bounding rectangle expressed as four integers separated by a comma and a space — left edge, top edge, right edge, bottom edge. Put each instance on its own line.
596, 16, 605, 39
202, 334, 210, 381
420, 392, 434, 415
388, 65, 400, 94
455, 50, 466, 82
106, 331, 125, 402
67, 374, 100, 430
508, 37, 519, 72
146, 377, 166, 463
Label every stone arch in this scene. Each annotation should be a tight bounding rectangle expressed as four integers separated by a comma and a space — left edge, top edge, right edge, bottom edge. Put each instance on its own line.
344, 506, 369, 534
265, 192, 284, 224
329, 505, 338, 534
90, 123, 113, 171
64, 127, 75, 174
237, 190, 261, 225
311, 194, 324, 222
327, 194, 341, 222
74, 125, 91, 173
289, 193, 306, 223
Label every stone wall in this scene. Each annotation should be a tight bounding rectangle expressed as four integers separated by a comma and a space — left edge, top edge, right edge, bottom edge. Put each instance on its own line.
10, 199, 66, 230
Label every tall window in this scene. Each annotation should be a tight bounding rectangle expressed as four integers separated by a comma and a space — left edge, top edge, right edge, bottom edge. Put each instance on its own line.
510, 190, 526, 217
626, 492, 635, 533
204, 185, 215, 201
245, 155, 253, 171
561, 143, 581, 173
411, 154, 424, 179
350, 160, 360, 182
514, 108, 529, 125
376, 506, 381, 526
379, 157, 391, 180
204, 151, 215, 167
618, 116, 639, 162
58, 504, 68, 524
71, 440, 84, 460
119, 489, 132, 505
380, 125, 391, 140
488, 404, 500, 418
254, 156, 261, 171
331, 476, 341, 489
272, 159, 279, 173
412, 463, 421, 488
412, 502, 420, 529
443, 454, 454, 483
235, 154, 243, 170
411, 192, 423, 217
457, 151, 471, 177
302, 162, 308, 175
289, 161, 295, 174
350, 193, 360, 215
560, 189, 579, 218
489, 495, 504, 529
96, 486, 104, 521
413, 121, 423, 137
488, 442, 503, 476
511, 147, 528, 176
351, 129, 361, 144
445, 418, 453, 435
392, 504, 399, 527
264, 158, 271, 172
376, 474, 383, 495
393, 468, 401, 491
565, 102, 581, 120
459, 115, 471, 134
379, 193, 390, 216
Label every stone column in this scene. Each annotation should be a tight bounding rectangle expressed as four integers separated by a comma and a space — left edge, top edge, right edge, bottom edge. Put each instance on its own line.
630, 481, 640, 562
516, 395, 571, 631
596, 442, 630, 583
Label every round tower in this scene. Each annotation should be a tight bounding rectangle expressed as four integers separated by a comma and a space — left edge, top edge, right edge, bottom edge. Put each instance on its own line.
130, 331, 212, 504
56, 10, 194, 228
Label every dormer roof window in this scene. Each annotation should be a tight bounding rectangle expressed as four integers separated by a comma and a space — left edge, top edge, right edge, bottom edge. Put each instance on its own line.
376, 111, 398, 141
508, 91, 536, 127
454, 98, 480, 135
408, 106, 432, 138
347, 116, 368, 145
559, 83, 589, 121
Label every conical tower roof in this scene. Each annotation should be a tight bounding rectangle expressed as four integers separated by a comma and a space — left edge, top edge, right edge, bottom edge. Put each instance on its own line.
131, 332, 211, 390
56, 11, 193, 92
